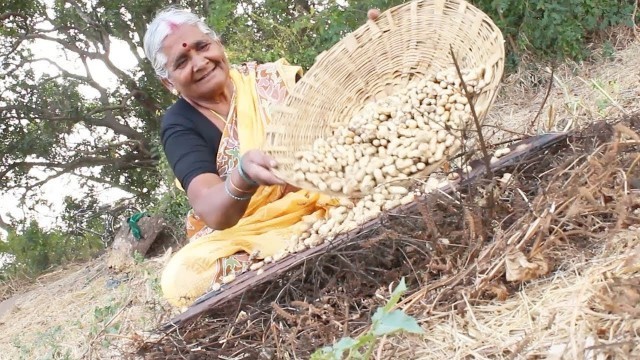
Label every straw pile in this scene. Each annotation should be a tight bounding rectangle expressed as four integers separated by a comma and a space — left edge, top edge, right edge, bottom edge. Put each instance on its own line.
413, 230, 640, 359
484, 33, 640, 144
379, 118, 640, 359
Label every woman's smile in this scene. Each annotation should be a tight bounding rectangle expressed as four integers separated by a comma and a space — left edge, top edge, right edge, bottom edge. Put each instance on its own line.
160, 24, 231, 100
195, 66, 216, 83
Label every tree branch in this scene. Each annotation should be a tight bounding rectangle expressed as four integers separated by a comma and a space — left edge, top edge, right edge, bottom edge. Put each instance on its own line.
32, 57, 93, 84
0, 152, 151, 182
0, 214, 12, 233
24, 33, 98, 59
86, 115, 145, 141
66, 0, 111, 56
71, 172, 139, 196
0, 12, 28, 23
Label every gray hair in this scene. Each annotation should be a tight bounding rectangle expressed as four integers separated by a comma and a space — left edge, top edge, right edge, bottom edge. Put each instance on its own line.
143, 6, 219, 79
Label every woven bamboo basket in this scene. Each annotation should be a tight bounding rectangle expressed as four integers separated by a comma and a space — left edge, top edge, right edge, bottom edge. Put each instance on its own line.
263, 0, 505, 196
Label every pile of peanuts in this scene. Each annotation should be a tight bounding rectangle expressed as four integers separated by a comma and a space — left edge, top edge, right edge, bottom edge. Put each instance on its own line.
216, 184, 418, 287
290, 66, 488, 195
215, 66, 494, 286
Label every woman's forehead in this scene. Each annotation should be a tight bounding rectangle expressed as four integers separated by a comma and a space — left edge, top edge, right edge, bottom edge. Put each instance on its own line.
162, 24, 212, 57
165, 23, 208, 41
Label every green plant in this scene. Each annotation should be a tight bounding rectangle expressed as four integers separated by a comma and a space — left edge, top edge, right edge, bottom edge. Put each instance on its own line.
12, 325, 74, 360
148, 148, 191, 243
583, 77, 624, 117
0, 220, 103, 279
311, 278, 424, 360
471, 0, 636, 67
133, 250, 145, 265
149, 272, 163, 298
40, 326, 73, 360
90, 302, 120, 337
601, 40, 616, 59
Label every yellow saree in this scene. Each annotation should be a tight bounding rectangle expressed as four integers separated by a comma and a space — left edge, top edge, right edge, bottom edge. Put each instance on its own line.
161, 59, 339, 308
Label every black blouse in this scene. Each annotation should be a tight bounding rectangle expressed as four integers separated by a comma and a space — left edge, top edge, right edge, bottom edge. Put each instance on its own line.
161, 98, 222, 191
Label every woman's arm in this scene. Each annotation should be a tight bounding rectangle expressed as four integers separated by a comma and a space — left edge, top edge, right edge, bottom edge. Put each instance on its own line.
162, 116, 284, 230
186, 149, 285, 230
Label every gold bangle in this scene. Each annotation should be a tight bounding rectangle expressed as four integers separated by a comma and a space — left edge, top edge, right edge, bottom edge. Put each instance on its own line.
228, 175, 254, 194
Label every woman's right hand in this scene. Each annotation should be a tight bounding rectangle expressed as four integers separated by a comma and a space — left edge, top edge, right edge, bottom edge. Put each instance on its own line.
368, 8, 380, 21
239, 149, 287, 186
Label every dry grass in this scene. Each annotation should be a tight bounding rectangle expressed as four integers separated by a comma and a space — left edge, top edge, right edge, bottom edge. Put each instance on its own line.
350, 114, 640, 359
413, 232, 640, 359
484, 31, 640, 143
0, 254, 176, 359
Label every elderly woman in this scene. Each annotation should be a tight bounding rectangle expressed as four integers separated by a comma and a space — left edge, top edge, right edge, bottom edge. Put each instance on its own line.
143, 6, 378, 308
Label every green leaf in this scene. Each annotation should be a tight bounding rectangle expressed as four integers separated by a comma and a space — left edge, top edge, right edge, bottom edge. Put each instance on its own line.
372, 309, 425, 336
333, 337, 358, 354
311, 337, 358, 360
382, 277, 408, 312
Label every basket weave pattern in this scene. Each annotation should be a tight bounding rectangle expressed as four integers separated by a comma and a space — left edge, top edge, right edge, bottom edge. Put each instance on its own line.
263, 0, 505, 192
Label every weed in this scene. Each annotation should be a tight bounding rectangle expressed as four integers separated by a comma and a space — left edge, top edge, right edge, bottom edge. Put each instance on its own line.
311, 278, 423, 360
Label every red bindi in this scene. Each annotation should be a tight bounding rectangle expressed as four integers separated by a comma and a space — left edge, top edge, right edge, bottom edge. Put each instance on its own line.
182, 42, 188, 48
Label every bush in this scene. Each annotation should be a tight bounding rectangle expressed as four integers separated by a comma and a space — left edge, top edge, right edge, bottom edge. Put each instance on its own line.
207, 0, 637, 73
149, 150, 191, 243
0, 220, 103, 278
472, 0, 637, 66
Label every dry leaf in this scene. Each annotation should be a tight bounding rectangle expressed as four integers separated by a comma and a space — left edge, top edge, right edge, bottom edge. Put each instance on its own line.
596, 277, 640, 316
505, 250, 550, 282
621, 246, 640, 273
488, 282, 509, 301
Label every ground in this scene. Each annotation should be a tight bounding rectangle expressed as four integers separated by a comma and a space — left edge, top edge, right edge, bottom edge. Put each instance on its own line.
1, 34, 639, 360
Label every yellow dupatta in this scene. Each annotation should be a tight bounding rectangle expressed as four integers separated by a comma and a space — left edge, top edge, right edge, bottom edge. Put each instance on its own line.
160, 61, 338, 308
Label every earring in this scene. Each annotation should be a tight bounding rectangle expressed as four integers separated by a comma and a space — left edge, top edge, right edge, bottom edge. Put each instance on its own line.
171, 88, 179, 96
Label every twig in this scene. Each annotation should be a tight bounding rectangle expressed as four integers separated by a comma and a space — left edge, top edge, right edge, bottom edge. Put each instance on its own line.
528, 64, 556, 133
449, 46, 493, 179
449, 46, 498, 220
376, 334, 388, 359
633, 0, 639, 41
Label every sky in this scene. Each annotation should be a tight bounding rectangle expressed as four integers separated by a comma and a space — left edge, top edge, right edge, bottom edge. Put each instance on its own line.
0, 33, 141, 236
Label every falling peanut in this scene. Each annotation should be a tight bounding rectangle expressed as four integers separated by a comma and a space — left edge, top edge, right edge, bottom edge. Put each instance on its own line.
292, 65, 485, 196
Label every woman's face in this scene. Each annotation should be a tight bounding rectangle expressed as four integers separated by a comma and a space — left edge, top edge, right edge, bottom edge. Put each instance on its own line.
161, 24, 230, 100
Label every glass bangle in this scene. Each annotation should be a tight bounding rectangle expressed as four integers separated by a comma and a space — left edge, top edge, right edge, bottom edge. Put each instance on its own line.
224, 179, 252, 201
237, 156, 258, 186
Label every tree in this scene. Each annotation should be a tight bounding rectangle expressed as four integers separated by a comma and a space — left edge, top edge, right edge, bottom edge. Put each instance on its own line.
0, 0, 209, 210
207, 0, 405, 70
0, 0, 398, 226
